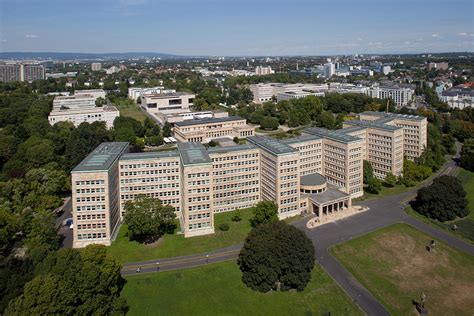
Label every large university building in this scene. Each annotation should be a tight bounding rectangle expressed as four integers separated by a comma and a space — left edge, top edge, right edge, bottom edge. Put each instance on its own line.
70, 111, 427, 248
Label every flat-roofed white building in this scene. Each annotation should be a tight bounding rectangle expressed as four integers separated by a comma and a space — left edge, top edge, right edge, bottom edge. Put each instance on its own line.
173, 116, 254, 143
141, 92, 195, 115
53, 95, 96, 111
48, 105, 119, 129
74, 89, 106, 100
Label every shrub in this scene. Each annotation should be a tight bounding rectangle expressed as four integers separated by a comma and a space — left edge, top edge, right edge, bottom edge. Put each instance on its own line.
231, 211, 242, 222
219, 223, 230, 231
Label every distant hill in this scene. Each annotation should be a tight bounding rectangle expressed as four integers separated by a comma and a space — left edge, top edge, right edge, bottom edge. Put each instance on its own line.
0, 51, 190, 60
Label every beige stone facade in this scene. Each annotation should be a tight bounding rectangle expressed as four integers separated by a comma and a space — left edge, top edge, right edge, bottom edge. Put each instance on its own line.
71, 142, 128, 248
70, 112, 428, 248
173, 116, 254, 143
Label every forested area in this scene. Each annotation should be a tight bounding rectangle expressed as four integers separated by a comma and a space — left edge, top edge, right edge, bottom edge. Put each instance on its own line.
0, 83, 167, 313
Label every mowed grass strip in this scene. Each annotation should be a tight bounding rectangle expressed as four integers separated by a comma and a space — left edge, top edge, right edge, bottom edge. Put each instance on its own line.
331, 223, 474, 316
108, 208, 254, 263
121, 261, 362, 316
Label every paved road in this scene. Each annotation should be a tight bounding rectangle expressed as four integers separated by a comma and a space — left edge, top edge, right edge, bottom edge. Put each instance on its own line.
122, 144, 474, 315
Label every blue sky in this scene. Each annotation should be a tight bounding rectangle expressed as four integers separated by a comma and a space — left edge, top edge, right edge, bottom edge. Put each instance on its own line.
0, 0, 473, 55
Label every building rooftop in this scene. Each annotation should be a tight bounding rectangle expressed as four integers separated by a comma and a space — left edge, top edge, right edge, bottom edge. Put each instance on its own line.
177, 142, 212, 166
300, 173, 327, 187
360, 111, 426, 122
72, 142, 129, 172
142, 92, 194, 99
304, 127, 361, 143
280, 134, 322, 145
247, 135, 297, 156
343, 119, 403, 132
304, 186, 350, 205
207, 143, 258, 154
174, 116, 246, 127
120, 150, 179, 161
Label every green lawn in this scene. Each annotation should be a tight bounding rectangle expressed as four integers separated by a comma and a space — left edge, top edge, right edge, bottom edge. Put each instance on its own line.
358, 183, 411, 201
108, 208, 255, 263
331, 223, 474, 316
121, 261, 362, 316
114, 98, 148, 122
405, 168, 474, 243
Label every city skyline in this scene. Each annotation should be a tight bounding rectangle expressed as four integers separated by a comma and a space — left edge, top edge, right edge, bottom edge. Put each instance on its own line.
0, 0, 473, 56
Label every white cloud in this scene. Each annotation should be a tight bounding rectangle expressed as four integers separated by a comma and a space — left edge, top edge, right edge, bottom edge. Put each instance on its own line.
458, 32, 468, 36
431, 33, 440, 38
25, 34, 38, 38
404, 41, 411, 45
1, 39, 6, 42
356, 37, 363, 41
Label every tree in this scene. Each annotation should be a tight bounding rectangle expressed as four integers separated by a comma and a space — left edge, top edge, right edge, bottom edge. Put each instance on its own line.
460, 139, 474, 172
414, 175, 469, 222
366, 176, 382, 194
123, 195, 176, 243
384, 172, 397, 187
260, 116, 279, 131
25, 209, 61, 256
95, 97, 106, 107
250, 201, 278, 227
208, 140, 219, 147
163, 122, 172, 137
238, 221, 315, 292
363, 160, 374, 184
6, 245, 128, 315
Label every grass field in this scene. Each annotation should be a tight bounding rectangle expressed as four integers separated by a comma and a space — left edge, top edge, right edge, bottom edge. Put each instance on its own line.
109, 208, 255, 263
405, 168, 474, 242
331, 223, 474, 316
114, 98, 148, 122
121, 261, 362, 316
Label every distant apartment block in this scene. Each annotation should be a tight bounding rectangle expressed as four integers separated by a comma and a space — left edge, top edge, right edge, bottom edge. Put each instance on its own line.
0, 63, 45, 82
440, 85, 473, 109
367, 84, 415, 107
91, 63, 102, 71
427, 62, 449, 71
173, 116, 255, 143
255, 66, 274, 76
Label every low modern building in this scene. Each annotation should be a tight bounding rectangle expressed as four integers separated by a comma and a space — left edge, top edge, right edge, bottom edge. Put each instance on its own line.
74, 89, 106, 100
48, 105, 120, 129
49, 89, 117, 128
277, 90, 325, 102
173, 116, 255, 143
249, 83, 328, 103
70, 112, 428, 248
52, 95, 96, 111
141, 92, 195, 115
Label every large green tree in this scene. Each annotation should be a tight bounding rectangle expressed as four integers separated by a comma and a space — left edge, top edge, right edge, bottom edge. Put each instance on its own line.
238, 221, 315, 292
250, 201, 278, 227
414, 175, 469, 222
460, 139, 474, 172
123, 195, 176, 242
